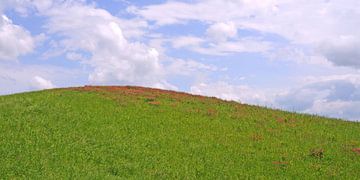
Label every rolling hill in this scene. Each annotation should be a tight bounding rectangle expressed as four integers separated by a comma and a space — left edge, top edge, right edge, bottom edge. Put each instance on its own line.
0, 86, 359, 178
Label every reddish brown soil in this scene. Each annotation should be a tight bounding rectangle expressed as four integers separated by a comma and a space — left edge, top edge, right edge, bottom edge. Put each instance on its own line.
276, 117, 286, 123
68, 85, 223, 102
352, 148, 360, 154
148, 101, 161, 105
207, 108, 218, 117
275, 117, 297, 127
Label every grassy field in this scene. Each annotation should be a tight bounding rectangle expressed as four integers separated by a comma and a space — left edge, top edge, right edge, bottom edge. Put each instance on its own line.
0, 86, 359, 179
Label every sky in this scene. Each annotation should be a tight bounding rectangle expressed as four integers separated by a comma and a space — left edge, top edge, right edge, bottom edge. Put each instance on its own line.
1, 0, 360, 121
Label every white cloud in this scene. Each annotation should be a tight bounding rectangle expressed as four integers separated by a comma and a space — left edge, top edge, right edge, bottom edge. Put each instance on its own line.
266, 45, 332, 66
318, 36, 360, 69
166, 58, 219, 76
133, 0, 360, 66
309, 100, 360, 121
172, 36, 204, 48
206, 21, 237, 42
275, 74, 360, 121
0, 0, 30, 15
195, 38, 271, 56
0, 15, 35, 61
170, 35, 271, 56
0, 62, 84, 95
190, 81, 271, 105
28, 1, 174, 89
32, 75, 55, 89
189, 75, 360, 121
134, 0, 360, 44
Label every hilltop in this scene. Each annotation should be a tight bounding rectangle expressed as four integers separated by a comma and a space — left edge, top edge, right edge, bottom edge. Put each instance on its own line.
0, 86, 359, 178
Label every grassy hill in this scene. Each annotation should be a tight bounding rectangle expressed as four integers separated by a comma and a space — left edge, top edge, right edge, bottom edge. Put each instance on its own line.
0, 86, 359, 178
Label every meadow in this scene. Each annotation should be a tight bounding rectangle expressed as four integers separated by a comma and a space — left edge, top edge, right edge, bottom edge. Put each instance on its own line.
0, 86, 359, 178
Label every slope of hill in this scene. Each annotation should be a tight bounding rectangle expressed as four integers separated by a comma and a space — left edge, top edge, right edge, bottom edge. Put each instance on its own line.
0, 86, 359, 178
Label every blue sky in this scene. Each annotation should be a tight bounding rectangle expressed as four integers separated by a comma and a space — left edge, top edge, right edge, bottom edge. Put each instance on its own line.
1, 0, 360, 121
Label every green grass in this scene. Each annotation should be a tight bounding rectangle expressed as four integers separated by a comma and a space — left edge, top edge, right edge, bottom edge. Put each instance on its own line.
0, 86, 359, 179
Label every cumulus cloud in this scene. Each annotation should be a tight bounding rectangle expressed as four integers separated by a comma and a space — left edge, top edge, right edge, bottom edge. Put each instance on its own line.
29, 1, 173, 89
275, 75, 360, 121
0, 62, 83, 95
190, 75, 360, 121
206, 21, 237, 42
0, 15, 35, 61
309, 100, 360, 121
32, 76, 55, 89
319, 36, 360, 69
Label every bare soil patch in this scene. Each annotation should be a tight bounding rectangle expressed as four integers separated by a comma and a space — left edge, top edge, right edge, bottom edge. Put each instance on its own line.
352, 148, 360, 155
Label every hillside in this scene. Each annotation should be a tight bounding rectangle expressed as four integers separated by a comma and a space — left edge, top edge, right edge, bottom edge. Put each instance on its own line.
0, 86, 359, 178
